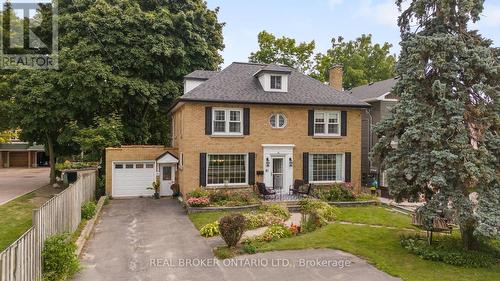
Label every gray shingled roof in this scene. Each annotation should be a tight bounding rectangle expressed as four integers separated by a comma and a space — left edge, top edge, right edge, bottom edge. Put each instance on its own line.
178, 62, 370, 108
345, 78, 398, 101
184, 70, 219, 80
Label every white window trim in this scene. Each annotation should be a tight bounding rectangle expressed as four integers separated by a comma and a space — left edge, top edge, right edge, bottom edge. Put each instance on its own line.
212, 108, 244, 136
308, 152, 345, 184
270, 75, 283, 90
269, 113, 287, 129
206, 153, 248, 187
314, 110, 341, 137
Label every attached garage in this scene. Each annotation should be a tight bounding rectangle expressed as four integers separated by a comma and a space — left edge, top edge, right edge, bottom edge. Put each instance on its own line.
9, 152, 29, 167
112, 162, 156, 197
106, 146, 178, 198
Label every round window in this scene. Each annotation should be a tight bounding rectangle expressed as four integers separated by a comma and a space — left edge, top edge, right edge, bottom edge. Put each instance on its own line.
269, 113, 287, 128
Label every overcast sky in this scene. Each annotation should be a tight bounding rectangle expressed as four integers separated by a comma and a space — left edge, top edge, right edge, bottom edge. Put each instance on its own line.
205, 0, 500, 68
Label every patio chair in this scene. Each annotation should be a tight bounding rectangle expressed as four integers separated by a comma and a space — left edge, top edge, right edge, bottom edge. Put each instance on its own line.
257, 182, 277, 200
290, 179, 311, 196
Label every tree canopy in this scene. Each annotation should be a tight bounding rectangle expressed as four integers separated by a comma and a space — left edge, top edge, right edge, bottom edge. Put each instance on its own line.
372, 0, 499, 249
249, 31, 316, 74
4, 0, 225, 182
313, 35, 396, 89
249, 32, 396, 89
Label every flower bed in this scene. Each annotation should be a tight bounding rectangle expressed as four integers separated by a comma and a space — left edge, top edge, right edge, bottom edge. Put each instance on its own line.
186, 189, 261, 210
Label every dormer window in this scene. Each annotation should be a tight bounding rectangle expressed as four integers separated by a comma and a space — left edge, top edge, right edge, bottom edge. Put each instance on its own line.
270, 75, 282, 90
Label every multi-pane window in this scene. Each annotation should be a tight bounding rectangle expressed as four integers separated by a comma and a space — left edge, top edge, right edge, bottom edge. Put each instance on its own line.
309, 154, 344, 182
269, 113, 287, 128
314, 111, 340, 136
207, 154, 247, 185
213, 109, 243, 135
270, 75, 282, 89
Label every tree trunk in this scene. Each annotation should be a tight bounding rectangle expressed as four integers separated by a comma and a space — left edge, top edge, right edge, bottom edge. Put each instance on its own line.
460, 222, 479, 250
46, 134, 56, 184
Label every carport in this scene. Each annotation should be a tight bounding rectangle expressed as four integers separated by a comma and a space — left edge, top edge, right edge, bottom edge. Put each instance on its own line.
0, 142, 47, 168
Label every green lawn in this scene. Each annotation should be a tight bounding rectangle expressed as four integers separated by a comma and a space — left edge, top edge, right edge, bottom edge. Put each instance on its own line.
0, 193, 37, 251
189, 211, 233, 230
336, 206, 416, 229
254, 223, 500, 281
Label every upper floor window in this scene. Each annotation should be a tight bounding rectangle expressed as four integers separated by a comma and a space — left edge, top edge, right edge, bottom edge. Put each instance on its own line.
269, 113, 287, 129
213, 108, 243, 135
270, 75, 282, 90
314, 111, 340, 136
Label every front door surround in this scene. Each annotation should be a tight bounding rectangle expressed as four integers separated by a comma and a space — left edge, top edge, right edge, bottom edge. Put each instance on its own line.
262, 144, 294, 193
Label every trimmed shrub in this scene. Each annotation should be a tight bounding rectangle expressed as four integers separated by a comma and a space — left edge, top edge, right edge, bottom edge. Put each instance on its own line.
187, 197, 210, 207
42, 233, 80, 281
200, 221, 220, 237
81, 201, 97, 220
259, 204, 290, 220
299, 198, 339, 232
400, 235, 498, 268
313, 183, 356, 202
219, 213, 246, 247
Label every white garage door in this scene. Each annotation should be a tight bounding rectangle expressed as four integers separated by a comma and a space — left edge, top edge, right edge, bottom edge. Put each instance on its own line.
112, 162, 156, 197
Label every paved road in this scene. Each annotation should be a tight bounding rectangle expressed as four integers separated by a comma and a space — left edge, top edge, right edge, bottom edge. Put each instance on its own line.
74, 198, 400, 281
0, 168, 50, 205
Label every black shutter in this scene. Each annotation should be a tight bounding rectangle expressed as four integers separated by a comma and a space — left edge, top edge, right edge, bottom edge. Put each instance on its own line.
248, 152, 255, 185
308, 110, 314, 136
341, 111, 347, 136
205, 107, 212, 135
199, 153, 207, 186
243, 108, 250, 135
303, 152, 309, 183
344, 152, 351, 182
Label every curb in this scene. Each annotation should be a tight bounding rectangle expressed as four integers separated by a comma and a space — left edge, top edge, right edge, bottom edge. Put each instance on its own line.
75, 196, 107, 257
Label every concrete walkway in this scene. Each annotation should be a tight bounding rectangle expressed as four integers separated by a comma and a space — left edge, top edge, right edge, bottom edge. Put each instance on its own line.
0, 168, 50, 205
74, 198, 400, 281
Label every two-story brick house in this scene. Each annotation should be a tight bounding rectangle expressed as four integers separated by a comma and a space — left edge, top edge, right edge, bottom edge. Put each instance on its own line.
105, 62, 369, 198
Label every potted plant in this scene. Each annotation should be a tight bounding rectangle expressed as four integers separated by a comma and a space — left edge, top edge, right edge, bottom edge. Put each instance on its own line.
148, 180, 161, 199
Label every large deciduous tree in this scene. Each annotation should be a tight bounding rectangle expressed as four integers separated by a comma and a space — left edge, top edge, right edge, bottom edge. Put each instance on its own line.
248, 32, 396, 89
249, 31, 316, 74
313, 34, 396, 89
372, 0, 499, 249
7, 0, 224, 182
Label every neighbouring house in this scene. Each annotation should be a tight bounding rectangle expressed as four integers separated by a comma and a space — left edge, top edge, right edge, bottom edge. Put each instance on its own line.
345, 78, 398, 188
105, 62, 370, 198
0, 142, 48, 168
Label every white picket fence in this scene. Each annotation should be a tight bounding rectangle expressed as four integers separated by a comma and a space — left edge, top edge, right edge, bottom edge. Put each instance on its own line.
0, 169, 96, 281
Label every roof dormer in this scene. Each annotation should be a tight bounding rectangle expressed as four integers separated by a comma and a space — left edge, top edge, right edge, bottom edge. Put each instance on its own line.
253, 64, 291, 93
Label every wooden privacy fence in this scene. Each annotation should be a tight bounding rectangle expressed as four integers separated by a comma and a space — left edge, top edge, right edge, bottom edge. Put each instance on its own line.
0, 169, 96, 281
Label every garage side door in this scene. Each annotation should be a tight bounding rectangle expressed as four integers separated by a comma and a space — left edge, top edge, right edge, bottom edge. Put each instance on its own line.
112, 162, 155, 197
10, 152, 28, 167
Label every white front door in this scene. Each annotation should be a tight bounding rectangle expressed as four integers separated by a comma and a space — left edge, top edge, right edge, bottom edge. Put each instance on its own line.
160, 164, 175, 196
262, 144, 294, 194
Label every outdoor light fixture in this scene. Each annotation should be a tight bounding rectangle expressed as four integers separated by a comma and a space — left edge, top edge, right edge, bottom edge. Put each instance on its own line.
266, 157, 270, 167
289, 157, 293, 167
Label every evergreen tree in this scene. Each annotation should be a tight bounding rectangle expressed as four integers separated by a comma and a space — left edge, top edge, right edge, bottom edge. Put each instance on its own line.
372, 0, 499, 250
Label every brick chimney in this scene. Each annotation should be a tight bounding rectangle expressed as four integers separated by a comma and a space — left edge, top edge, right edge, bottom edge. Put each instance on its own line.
329, 64, 343, 91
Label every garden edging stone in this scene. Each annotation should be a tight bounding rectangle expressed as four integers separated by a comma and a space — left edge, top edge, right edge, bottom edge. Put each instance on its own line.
75, 196, 107, 257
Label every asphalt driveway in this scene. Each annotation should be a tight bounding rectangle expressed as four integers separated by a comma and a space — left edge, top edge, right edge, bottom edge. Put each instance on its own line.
0, 168, 50, 205
74, 198, 400, 281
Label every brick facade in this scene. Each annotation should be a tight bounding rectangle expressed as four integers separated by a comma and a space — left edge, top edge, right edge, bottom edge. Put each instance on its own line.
172, 102, 363, 196
105, 146, 177, 195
